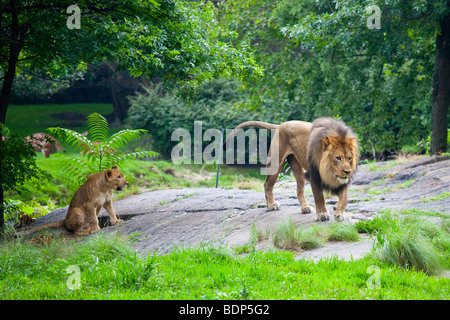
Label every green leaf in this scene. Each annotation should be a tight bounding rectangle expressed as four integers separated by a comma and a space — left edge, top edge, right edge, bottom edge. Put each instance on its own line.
87, 113, 109, 142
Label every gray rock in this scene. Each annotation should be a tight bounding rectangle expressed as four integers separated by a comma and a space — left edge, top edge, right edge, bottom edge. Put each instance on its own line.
22, 156, 450, 261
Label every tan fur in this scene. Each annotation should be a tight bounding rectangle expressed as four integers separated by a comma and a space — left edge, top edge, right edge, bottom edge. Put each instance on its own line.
22, 166, 128, 235
228, 117, 359, 221
25, 133, 65, 158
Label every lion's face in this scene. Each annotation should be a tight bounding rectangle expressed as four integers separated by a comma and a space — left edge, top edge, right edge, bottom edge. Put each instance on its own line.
319, 135, 359, 188
329, 145, 354, 184
105, 165, 128, 192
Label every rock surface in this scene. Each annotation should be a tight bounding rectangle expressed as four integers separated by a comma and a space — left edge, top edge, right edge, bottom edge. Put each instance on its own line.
24, 155, 450, 260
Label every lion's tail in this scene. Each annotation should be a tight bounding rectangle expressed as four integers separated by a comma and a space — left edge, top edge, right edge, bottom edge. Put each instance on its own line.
224, 121, 279, 149
20, 221, 64, 235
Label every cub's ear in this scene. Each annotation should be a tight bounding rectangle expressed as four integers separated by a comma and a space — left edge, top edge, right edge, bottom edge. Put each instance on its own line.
321, 136, 330, 151
111, 165, 118, 170
105, 169, 113, 179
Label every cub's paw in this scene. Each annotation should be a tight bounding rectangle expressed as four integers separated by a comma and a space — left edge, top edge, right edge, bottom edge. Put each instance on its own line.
316, 211, 330, 221
112, 219, 124, 226
90, 226, 101, 233
268, 201, 281, 210
301, 205, 313, 214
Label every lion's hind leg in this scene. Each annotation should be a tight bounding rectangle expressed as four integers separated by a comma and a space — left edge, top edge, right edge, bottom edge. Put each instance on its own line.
64, 206, 99, 235
263, 131, 288, 211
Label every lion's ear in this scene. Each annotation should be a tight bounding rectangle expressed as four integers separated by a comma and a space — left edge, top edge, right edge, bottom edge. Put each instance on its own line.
105, 169, 113, 180
111, 165, 118, 170
321, 136, 330, 151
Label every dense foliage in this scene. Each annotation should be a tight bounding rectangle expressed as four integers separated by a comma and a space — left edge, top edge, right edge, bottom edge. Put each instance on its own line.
0, 0, 262, 103
0, 125, 50, 195
128, 78, 258, 157
1, 0, 263, 232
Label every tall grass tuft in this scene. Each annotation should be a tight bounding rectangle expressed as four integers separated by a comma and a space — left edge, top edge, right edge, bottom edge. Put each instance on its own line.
272, 218, 299, 250
326, 223, 360, 242
272, 218, 324, 250
372, 214, 449, 275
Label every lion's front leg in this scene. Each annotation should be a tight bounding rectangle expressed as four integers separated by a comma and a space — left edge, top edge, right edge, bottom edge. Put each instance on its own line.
85, 206, 100, 233
310, 182, 330, 221
103, 201, 124, 225
333, 186, 348, 221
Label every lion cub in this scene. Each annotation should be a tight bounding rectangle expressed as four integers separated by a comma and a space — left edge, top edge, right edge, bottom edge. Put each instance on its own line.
64, 165, 128, 235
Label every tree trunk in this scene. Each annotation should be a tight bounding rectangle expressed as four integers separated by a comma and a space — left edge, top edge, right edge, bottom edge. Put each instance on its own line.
0, 0, 23, 234
104, 61, 149, 124
430, 2, 450, 155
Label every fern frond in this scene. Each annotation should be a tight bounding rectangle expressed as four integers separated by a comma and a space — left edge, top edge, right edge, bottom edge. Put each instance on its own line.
87, 113, 109, 142
103, 151, 159, 170
104, 129, 149, 150
47, 127, 92, 152
117, 151, 159, 162
51, 154, 95, 187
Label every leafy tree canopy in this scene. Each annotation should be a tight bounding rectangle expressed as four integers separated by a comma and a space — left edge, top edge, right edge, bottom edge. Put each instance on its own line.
0, 0, 262, 103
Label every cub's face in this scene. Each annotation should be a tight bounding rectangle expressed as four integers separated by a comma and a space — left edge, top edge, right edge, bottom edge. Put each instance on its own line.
105, 165, 128, 191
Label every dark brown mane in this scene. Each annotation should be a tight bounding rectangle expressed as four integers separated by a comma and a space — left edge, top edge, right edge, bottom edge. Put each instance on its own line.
306, 117, 359, 194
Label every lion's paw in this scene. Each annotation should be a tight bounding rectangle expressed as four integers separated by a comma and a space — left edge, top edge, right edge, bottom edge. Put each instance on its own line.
268, 201, 281, 210
301, 206, 313, 214
316, 211, 330, 221
333, 212, 345, 222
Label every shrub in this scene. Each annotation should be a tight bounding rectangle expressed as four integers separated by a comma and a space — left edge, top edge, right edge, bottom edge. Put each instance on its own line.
127, 78, 258, 157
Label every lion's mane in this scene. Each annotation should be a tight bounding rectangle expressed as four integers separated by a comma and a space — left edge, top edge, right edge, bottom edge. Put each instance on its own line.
306, 117, 359, 194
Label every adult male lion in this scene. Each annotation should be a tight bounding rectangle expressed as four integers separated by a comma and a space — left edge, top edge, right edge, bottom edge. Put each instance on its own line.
23, 166, 127, 235
228, 117, 359, 221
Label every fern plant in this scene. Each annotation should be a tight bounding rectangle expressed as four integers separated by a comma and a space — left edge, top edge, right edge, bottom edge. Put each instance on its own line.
47, 113, 158, 187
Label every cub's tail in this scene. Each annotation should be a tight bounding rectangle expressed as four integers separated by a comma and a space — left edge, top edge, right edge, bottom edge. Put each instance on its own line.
20, 221, 64, 236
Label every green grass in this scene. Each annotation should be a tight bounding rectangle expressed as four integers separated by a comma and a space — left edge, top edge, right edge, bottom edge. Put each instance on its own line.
0, 232, 448, 300
421, 192, 450, 202
271, 219, 360, 251
327, 223, 361, 242
361, 159, 400, 172
368, 179, 416, 195
5, 103, 114, 137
